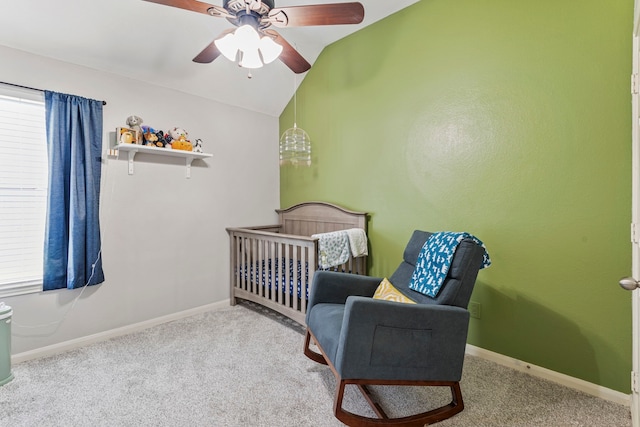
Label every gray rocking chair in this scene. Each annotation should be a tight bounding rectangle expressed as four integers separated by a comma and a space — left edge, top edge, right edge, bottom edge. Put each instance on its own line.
303, 230, 485, 427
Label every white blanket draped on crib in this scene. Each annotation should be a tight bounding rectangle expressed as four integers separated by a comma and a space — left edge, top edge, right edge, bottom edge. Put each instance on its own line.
312, 228, 368, 269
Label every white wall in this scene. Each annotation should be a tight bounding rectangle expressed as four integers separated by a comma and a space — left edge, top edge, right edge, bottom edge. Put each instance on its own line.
0, 45, 281, 354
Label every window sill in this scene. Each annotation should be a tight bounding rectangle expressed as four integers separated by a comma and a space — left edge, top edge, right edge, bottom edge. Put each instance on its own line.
0, 280, 42, 298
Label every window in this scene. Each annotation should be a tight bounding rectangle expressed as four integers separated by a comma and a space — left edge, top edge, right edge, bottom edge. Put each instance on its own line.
0, 85, 47, 297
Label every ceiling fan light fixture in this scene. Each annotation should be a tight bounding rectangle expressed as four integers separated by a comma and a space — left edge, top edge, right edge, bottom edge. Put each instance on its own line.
214, 33, 239, 61
259, 36, 283, 64
235, 25, 261, 51
239, 49, 263, 69
216, 24, 282, 69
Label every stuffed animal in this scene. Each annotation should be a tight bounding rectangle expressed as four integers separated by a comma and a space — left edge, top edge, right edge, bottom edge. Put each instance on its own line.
193, 138, 203, 153
168, 127, 188, 141
169, 127, 192, 151
140, 126, 162, 147
125, 115, 144, 144
155, 130, 172, 148
172, 135, 193, 151
143, 130, 161, 147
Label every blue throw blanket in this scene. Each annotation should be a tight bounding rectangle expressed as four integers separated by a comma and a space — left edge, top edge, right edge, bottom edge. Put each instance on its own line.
409, 232, 491, 298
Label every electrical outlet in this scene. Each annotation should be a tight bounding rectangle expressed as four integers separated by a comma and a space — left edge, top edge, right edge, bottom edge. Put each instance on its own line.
469, 301, 481, 319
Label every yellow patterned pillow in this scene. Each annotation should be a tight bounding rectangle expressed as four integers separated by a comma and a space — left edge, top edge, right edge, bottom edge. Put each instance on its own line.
373, 278, 416, 304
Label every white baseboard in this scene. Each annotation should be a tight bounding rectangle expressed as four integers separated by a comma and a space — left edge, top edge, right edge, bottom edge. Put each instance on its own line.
466, 344, 631, 407
12, 299, 230, 364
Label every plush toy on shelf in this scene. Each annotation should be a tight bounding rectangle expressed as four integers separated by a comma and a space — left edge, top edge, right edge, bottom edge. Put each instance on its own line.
125, 115, 144, 144
193, 138, 203, 153
142, 126, 163, 148
155, 130, 173, 149
168, 127, 193, 151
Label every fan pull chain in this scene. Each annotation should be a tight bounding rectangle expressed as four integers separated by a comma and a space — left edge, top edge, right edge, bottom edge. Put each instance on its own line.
293, 57, 298, 127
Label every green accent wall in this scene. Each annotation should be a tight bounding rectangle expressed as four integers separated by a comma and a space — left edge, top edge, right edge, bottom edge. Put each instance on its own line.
280, 0, 633, 392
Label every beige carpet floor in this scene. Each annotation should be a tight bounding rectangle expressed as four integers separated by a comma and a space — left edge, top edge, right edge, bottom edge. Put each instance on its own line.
0, 302, 631, 426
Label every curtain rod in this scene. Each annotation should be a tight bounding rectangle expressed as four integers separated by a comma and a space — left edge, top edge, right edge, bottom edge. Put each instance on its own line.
0, 81, 107, 105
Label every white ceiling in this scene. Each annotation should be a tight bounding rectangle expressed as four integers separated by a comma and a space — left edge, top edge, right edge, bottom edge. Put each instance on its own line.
0, 0, 419, 116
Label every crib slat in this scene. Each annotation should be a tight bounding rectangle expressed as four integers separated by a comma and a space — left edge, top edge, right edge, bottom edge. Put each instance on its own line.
268, 240, 274, 302
284, 244, 291, 309
244, 237, 250, 293
254, 238, 258, 295
261, 238, 267, 297
264, 240, 277, 300
300, 246, 307, 315
262, 239, 267, 299
293, 247, 299, 312
257, 238, 263, 297
243, 237, 249, 293
275, 242, 282, 303
236, 235, 242, 292
229, 234, 237, 305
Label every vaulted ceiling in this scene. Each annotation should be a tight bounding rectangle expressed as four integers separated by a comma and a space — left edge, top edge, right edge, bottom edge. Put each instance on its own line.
0, 0, 419, 116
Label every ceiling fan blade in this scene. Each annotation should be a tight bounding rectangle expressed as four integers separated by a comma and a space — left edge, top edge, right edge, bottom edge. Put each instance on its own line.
192, 29, 234, 63
264, 30, 311, 74
193, 28, 235, 63
141, 0, 229, 17
268, 2, 364, 28
192, 41, 222, 63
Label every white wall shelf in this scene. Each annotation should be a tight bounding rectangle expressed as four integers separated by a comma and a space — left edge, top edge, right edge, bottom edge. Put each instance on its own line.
115, 143, 212, 178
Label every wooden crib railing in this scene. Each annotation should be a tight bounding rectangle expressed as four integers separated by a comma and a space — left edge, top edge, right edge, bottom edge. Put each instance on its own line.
227, 226, 318, 324
227, 201, 369, 325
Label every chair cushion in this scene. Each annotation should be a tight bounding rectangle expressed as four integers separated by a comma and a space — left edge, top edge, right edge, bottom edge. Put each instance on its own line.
373, 278, 416, 304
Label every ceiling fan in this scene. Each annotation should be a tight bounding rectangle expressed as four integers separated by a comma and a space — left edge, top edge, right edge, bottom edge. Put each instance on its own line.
142, 0, 365, 73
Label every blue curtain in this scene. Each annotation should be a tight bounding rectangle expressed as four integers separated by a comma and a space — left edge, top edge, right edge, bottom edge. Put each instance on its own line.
43, 91, 104, 291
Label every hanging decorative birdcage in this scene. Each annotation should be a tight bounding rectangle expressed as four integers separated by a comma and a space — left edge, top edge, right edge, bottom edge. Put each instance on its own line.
279, 123, 311, 166
279, 73, 310, 167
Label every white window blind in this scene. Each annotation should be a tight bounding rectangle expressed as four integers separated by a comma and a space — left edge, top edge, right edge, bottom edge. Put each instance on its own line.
0, 85, 47, 297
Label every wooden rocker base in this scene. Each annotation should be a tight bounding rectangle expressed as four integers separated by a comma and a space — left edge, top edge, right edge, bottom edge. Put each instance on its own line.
303, 329, 328, 365
304, 329, 464, 427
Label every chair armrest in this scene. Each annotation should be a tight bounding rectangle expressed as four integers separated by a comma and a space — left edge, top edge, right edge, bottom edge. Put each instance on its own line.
334, 297, 470, 382
308, 270, 382, 309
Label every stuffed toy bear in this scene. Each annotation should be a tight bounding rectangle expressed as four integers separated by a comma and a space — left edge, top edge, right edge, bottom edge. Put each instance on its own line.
168, 127, 187, 141
125, 115, 144, 144
169, 127, 192, 151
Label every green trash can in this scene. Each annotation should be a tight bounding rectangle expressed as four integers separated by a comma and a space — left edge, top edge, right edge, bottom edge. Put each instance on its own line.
0, 302, 13, 386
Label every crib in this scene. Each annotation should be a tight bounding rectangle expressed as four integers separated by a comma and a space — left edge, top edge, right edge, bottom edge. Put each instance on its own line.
226, 202, 368, 325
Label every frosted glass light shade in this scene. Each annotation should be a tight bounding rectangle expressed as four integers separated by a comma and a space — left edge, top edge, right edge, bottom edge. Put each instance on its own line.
259, 37, 283, 64
279, 125, 311, 167
214, 33, 238, 61
235, 25, 260, 51
240, 49, 263, 69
